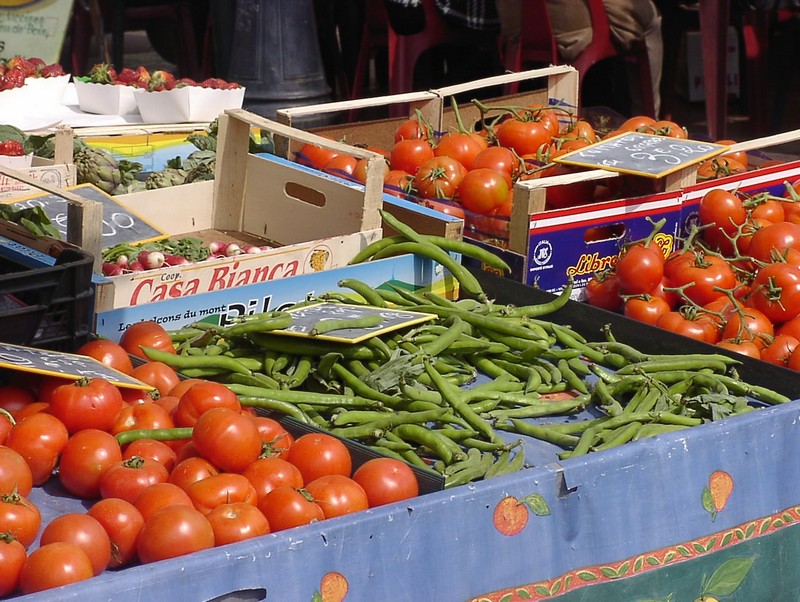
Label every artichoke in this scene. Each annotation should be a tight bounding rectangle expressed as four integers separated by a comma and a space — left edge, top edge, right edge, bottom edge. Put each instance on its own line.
145, 167, 188, 189
74, 147, 123, 194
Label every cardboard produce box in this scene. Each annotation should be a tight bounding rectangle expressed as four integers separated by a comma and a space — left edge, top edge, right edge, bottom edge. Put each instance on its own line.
18, 269, 800, 602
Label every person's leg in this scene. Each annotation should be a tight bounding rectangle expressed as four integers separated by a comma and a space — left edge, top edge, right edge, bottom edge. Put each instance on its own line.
626, 7, 662, 118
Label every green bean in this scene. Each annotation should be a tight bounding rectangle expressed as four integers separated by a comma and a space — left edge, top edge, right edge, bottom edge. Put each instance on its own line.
332, 408, 446, 429
502, 279, 574, 318
498, 420, 581, 448
330, 363, 401, 407
424, 359, 499, 443
594, 422, 642, 451
227, 383, 383, 409
167, 327, 207, 342
559, 426, 599, 459
418, 315, 464, 357
178, 367, 231, 378
468, 356, 517, 380
329, 425, 385, 440
556, 358, 589, 394
615, 356, 733, 376
222, 312, 293, 338
393, 423, 465, 465
337, 278, 387, 307
485, 446, 526, 479
431, 427, 479, 442
373, 437, 414, 452
375, 288, 416, 307
236, 396, 313, 423
116, 427, 193, 446
140, 346, 253, 376
633, 423, 689, 440
591, 378, 624, 417
372, 241, 487, 301
310, 314, 384, 337
487, 395, 587, 421
223, 372, 281, 390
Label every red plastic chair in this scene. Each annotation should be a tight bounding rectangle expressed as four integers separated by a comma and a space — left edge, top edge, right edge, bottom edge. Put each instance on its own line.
504, 0, 656, 118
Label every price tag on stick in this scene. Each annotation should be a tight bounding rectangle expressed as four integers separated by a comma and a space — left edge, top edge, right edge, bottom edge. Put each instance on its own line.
0, 342, 154, 390
271, 302, 437, 344
554, 132, 728, 178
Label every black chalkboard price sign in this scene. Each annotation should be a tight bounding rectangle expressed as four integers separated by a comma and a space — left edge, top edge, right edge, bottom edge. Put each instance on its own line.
4, 183, 167, 247
275, 302, 437, 343
554, 132, 728, 178
0, 342, 154, 390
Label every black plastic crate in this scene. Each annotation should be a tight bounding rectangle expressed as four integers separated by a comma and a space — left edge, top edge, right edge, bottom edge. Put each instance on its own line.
0, 243, 94, 352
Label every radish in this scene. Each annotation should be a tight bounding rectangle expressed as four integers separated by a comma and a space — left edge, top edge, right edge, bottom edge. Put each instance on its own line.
225, 243, 242, 257
137, 250, 165, 270
115, 255, 129, 268
128, 260, 145, 272
163, 253, 191, 266
102, 262, 124, 276
242, 245, 263, 254
208, 241, 228, 256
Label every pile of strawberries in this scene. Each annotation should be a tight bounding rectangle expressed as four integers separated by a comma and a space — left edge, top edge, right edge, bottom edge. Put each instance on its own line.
87, 63, 240, 92
0, 140, 25, 156
0, 56, 66, 91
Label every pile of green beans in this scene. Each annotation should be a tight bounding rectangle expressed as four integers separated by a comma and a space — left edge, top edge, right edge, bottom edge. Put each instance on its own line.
148, 217, 792, 488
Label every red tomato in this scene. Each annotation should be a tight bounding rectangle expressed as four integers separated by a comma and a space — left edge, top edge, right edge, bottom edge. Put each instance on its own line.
383, 169, 415, 199
747, 221, 800, 264
656, 311, 719, 344
99, 456, 170, 503
288, 433, 352, 483
136, 505, 215, 564
494, 118, 551, 156
174, 381, 241, 428
615, 245, 665, 296
352, 156, 389, 185
243, 456, 304, 503
413, 156, 467, 200
6, 412, 67, 486
457, 168, 509, 215
619, 115, 656, 132
192, 407, 262, 473
623, 296, 671, 326
533, 163, 597, 210
48, 377, 124, 434
119, 321, 176, 360
434, 131, 487, 171
0, 414, 10, 447
113, 404, 175, 440
295, 141, 339, 170
760, 334, 800, 367
130, 361, 180, 398
323, 154, 358, 180
168, 456, 219, 492
698, 188, 746, 253
390, 138, 434, 175
19, 542, 93, 594
425, 198, 467, 220
87, 497, 145, 568
527, 104, 562, 137
471, 146, 520, 187
715, 140, 749, 169
249, 415, 294, 460
133, 482, 194, 521
0, 534, 25, 597
749, 198, 785, 223
0, 385, 36, 419
306, 474, 368, 519
34, 376, 72, 405
584, 272, 623, 311
207, 501, 271, 547
747, 262, 800, 323
187, 472, 258, 515
394, 117, 426, 143
39, 512, 111, 575
716, 339, 762, 359
722, 307, 774, 349
75, 339, 135, 375
697, 156, 747, 180
640, 119, 687, 139
122, 438, 177, 472
0, 490, 40, 548
166, 378, 206, 399
258, 485, 324, 532
58, 429, 122, 499
665, 250, 737, 307
352, 458, 419, 507
0, 445, 33, 496
777, 314, 800, 340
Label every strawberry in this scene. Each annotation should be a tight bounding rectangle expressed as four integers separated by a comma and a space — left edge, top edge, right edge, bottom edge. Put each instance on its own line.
115, 67, 138, 85
148, 69, 176, 92
0, 140, 25, 156
172, 77, 196, 89
1, 67, 26, 90
223, 81, 241, 90
198, 78, 226, 89
39, 63, 65, 78
134, 65, 151, 86
28, 57, 46, 71
89, 62, 118, 84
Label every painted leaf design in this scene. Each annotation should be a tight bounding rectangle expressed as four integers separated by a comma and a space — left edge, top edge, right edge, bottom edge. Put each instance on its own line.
517, 589, 532, 599
634, 556, 644, 571
600, 567, 617, 578
704, 557, 755, 596
676, 545, 691, 557
522, 493, 550, 516
549, 580, 562, 595
577, 570, 598, 582
705, 537, 717, 552
534, 585, 550, 596
499, 594, 514, 602
646, 556, 660, 566
759, 518, 771, 534
721, 532, 733, 546
664, 550, 677, 563
701, 486, 715, 514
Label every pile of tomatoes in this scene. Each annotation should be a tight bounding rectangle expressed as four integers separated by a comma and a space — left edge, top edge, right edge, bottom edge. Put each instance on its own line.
295, 106, 753, 243
0, 321, 419, 596
585, 178, 800, 369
